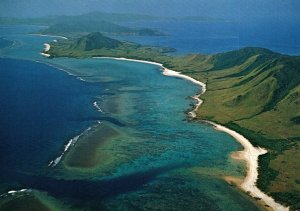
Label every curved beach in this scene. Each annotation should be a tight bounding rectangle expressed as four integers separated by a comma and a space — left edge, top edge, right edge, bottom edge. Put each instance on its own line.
92, 57, 288, 211
29, 33, 68, 40
42, 48, 287, 210
206, 122, 288, 211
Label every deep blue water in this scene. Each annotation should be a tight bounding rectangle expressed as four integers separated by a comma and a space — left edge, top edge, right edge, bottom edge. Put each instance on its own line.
0, 58, 101, 176
116, 19, 300, 55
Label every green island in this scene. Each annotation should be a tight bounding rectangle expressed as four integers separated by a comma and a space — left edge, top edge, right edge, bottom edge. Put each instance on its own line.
38, 20, 165, 37
46, 32, 300, 210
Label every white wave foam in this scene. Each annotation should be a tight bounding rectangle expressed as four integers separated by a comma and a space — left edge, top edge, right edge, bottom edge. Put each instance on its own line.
93, 101, 104, 113
7, 190, 16, 194
35, 61, 76, 77
0, 189, 31, 198
77, 77, 87, 82
35, 62, 89, 82
48, 122, 102, 167
48, 135, 80, 167
48, 155, 63, 167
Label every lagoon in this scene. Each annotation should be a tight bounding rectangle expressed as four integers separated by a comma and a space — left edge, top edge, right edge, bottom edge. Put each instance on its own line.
0, 25, 262, 210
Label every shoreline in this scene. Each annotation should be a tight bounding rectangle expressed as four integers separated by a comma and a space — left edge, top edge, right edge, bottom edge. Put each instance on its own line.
204, 121, 288, 211
29, 33, 68, 40
41, 43, 51, 57
93, 56, 288, 211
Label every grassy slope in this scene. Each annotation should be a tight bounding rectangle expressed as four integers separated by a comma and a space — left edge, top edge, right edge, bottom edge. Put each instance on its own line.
48, 35, 300, 210
179, 49, 300, 210
48, 33, 175, 60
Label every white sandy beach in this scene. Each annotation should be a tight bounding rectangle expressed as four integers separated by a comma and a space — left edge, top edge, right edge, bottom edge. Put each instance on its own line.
40, 43, 51, 57
205, 121, 288, 211
35, 33, 68, 57
29, 33, 68, 40
44, 43, 50, 52
93, 56, 289, 211
93, 57, 205, 118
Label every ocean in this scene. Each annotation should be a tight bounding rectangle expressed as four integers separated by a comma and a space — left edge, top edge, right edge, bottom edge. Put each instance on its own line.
115, 19, 300, 55
0, 57, 102, 182
0, 20, 296, 210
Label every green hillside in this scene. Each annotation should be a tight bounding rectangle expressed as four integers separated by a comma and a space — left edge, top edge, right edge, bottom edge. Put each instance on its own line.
189, 49, 300, 210
47, 34, 300, 210
181, 47, 300, 138
47, 32, 175, 58
71, 32, 122, 50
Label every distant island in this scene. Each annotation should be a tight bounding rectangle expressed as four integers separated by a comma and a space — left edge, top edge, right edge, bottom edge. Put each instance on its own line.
0, 12, 167, 37
45, 32, 300, 210
0, 12, 219, 38
0, 12, 163, 25
38, 21, 165, 37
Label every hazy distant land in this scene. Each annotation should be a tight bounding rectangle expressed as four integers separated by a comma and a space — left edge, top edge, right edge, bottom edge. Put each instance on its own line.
0, 12, 222, 38
0, 12, 168, 37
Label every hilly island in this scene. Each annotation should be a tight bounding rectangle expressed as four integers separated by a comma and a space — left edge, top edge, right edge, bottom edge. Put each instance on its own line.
46, 32, 300, 210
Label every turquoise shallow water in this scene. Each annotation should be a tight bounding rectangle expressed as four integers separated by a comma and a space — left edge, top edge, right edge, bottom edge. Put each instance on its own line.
0, 25, 261, 210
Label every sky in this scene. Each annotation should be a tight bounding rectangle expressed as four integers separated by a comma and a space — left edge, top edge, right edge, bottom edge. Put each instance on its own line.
1, 0, 300, 21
